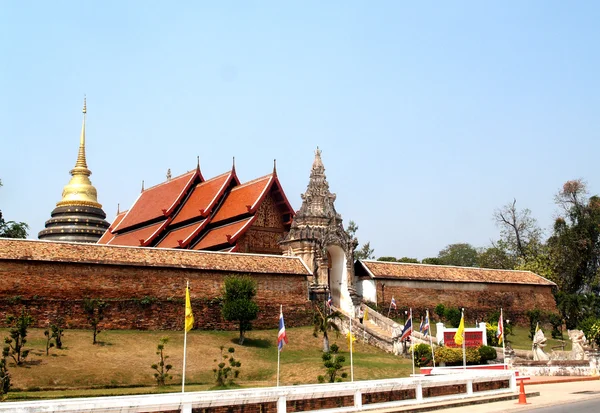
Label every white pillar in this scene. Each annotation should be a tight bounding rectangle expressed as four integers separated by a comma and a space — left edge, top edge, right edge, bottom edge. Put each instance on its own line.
466, 379, 473, 395
416, 382, 423, 402
510, 372, 517, 392
354, 389, 362, 409
479, 322, 488, 346
436, 322, 445, 345
181, 403, 192, 413
277, 396, 287, 413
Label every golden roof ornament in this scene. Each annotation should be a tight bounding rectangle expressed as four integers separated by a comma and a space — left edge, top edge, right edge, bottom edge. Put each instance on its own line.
56, 97, 102, 208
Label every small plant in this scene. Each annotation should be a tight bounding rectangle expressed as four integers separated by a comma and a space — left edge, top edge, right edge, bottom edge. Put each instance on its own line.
213, 346, 241, 387
44, 328, 55, 356
0, 345, 10, 400
434, 346, 481, 366
317, 343, 348, 383
434, 304, 446, 321
4, 309, 34, 365
50, 319, 65, 349
478, 345, 497, 364
151, 337, 172, 386
83, 298, 108, 344
412, 343, 433, 367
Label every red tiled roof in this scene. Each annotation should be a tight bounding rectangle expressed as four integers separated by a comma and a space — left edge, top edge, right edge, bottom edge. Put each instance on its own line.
155, 220, 207, 249
211, 175, 272, 223
357, 260, 556, 286
0, 238, 311, 275
114, 170, 198, 232
192, 217, 256, 250
107, 221, 166, 247
97, 210, 127, 244
170, 171, 234, 226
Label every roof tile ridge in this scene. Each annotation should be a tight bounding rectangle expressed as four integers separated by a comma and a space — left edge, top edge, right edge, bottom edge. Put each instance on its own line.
229, 215, 258, 243
230, 173, 272, 191
203, 171, 235, 216
248, 175, 274, 212
180, 220, 209, 247
112, 191, 144, 233
367, 260, 535, 273
270, 174, 295, 216
163, 169, 200, 217
142, 169, 196, 192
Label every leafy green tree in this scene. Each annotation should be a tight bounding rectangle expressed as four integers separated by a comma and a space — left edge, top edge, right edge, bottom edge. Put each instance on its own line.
4, 310, 34, 365
213, 346, 241, 387
312, 302, 342, 352
83, 298, 108, 344
44, 328, 55, 356
347, 220, 374, 260
547, 180, 600, 294
317, 343, 347, 383
377, 256, 397, 262
221, 275, 259, 345
151, 337, 172, 386
50, 319, 65, 349
437, 243, 479, 267
477, 242, 517, 270
0, 180, 29, 239
422, 257, 443, 265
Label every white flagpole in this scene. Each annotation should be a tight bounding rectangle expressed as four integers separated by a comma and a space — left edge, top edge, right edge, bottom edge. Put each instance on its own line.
182, 281, 189, 393
410, 308, 415, 376
350, 314, 354, 382
387, 301, 392, 318
427, 310, 435, 367
462, 308, 466, 370
501, 308, 506, 370
277, 304, 281, 387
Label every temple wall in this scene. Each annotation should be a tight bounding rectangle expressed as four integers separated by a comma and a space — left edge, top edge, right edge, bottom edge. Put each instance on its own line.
239, 193, 287, 254
0, 260, 312, 330
368, 279, 557, 325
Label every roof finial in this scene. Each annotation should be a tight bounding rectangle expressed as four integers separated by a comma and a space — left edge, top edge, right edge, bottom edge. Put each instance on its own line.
232, 156, 236, 172
141, 180, 145, 192
196, 155, 200, 171
74, 95, 88, 169
166, 168, 172, 180
83, 95, 87, 114
117, 203, 120, 214
273, 159, 277, 175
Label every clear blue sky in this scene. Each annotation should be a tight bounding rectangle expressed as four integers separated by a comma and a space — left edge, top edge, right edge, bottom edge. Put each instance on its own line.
1, 1, 598, 259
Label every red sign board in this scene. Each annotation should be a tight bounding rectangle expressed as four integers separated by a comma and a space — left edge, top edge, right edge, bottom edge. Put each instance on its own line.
444, 331, 483, 348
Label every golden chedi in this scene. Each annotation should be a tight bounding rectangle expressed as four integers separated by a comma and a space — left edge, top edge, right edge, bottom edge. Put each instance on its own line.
38, 98, 110, 243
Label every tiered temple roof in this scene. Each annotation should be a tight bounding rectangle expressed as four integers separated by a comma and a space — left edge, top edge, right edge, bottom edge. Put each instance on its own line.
98, 162, 295, 254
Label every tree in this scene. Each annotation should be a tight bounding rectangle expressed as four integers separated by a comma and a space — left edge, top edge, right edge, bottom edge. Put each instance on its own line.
377, 256, 397, 262
312, 302, 342, 352
377, 256, 419, 263
151, 337, 173, 386
4, 310, 34, 365
346, 220, 374, 260
547, 180, 600, 294
44, 328, 55, 356
422, 257, 443, 265
317, 343, 347, 383
493, 199, 542, 260
0, 179, 29, 239
213, 346, 241, 387
437, 243, 479, 267
477, 242, 517, 270
0, 345, 10, 400
221, 275, 259, 345
83, 298, 108, 344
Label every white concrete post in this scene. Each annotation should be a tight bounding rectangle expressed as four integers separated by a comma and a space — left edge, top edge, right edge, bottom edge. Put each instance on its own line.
436, 322, 445, 345
416, 382, 423, 402
510, 373, 517, 392
479, 322, 488, 346
181, 403, 192, 413
466, 379, 473, 395
277, 396, 287, 413
354, 389, 362, 409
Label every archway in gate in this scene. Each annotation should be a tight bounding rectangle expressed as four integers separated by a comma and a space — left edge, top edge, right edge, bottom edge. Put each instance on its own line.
327, 244, 352, 314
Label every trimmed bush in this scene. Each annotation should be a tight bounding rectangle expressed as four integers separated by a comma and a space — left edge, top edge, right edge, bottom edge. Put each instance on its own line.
478, 345, 497, 363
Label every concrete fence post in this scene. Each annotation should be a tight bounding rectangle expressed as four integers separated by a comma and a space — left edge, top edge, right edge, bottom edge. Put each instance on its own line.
466, 379, 473, 395
277, 396, 287, 413
181, 403, 192, 413
416, 382, 423, 402
354, 389, 362, 409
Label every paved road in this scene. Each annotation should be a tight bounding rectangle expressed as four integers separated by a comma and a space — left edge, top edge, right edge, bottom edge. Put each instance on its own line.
527, 398, 600, 413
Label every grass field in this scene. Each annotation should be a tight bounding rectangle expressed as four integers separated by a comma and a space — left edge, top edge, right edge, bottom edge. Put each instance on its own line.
1, 323, 569, 401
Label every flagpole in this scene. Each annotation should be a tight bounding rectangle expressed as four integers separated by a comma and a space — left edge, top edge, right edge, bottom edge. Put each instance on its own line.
277, 304, 281, 387
182, 281, 189, 393
410, 308, 415, 376
501, 308, 506, 370
387, 301, 392, 318
427, 310, 435, 367
461, 308, 466, 370
350, 314, 354, 382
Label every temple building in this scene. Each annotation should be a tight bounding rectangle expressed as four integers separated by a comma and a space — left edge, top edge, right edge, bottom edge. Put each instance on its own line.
38, 99, 110, 243
97, 160, 295, 255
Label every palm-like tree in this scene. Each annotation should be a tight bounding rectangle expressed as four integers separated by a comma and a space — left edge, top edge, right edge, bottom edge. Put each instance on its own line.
313, 303, 342, 352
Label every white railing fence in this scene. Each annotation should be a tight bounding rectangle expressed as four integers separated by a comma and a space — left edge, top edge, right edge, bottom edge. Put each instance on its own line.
0, 370, 516, 413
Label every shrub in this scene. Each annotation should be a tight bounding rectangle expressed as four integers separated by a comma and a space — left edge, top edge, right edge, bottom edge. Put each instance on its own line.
4, 309, 34, 365
485, 323, 499, 347
478, 345, 497, 363
444, 307, 461, 328
548, 313, 563, 339
526, 309, 542, 340
213, 346, 241, 387
151, 337, 172, 386
412, 344, 433, 367
0, 345, 10, 400
317, 343, 348, 383
435, 347, 481, 365
83, 298, 108, 345
435, 304, 446, 321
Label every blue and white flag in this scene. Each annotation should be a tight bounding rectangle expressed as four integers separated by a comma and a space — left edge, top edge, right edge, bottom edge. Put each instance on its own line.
278, 309, 288, 351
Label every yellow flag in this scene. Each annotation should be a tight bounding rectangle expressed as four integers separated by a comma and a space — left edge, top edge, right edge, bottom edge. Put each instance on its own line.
454, 312, 465, 346
346, 331, 356, 349
185, 285, 194, 332
364, 307, 369, 321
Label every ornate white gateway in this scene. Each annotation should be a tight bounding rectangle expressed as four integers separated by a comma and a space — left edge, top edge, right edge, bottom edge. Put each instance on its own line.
280, 148, 359, 314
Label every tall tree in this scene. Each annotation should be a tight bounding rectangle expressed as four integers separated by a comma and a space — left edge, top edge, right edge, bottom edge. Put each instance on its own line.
221, 275, 259, 345
493, 199, 542, 260
312, 303, 342, 352
346, 220, 375, 260
477, 242, 517, 270
437, 243, 479, 267
0, 179, 29, 239
547, 180, 600, 294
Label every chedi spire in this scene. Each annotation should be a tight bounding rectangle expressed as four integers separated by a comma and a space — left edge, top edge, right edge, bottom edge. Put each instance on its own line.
38, 98, 110, 243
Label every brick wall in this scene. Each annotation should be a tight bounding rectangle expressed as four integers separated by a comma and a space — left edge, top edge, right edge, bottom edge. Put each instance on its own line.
377, 281, 557, 325
0, 260, 312, 330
